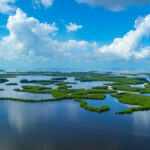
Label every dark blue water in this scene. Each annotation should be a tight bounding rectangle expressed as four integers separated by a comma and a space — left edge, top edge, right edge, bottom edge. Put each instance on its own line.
0, 100, 150, 150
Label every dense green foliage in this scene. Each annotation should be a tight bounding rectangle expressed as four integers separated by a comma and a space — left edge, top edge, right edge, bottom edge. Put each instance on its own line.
20, 79, 60, 85
0, 97, 57, 102
15, 85, 52, 93
0, 78, 8, 83
71, 89, 87, 95
57, 84, 72, 89
112, 85, 140, 92
75, 75, 147, 85
74, 98, 110, 113
112, 84, 150, 94
112, 92, 150, 114
6, 83, 18, 85
50, 89, 106, 100
92, 86, 108, 89
120, 73, 138, 76
55, 82, 76, 86
51, 77, 67, 80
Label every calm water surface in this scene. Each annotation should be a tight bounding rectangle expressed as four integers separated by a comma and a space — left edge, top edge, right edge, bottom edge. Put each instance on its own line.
0, 74, 150, 150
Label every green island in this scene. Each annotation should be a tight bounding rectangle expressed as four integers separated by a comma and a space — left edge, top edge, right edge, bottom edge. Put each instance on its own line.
0, 71, 149, 114
55, 81, 76, 86
92, 85, 108, 89
74, 98, 110, 113
120, 73, 139, 76
0, 78, 8, 83
51, 77, 67, 80
112, 84, 150, 94
12, 84, 109, 113
20, 79, 61, 85
75, 75, 147, 85
15, 85, 52, 93
6, 83, 18, 85
112, 92, 150, 114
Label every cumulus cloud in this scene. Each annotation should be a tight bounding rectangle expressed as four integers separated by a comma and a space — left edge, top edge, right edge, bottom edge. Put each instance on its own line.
0, 9, 150, 64
34, 0, 53, 8
0, 8, 58, 61
65, 22, 83, 32
97, 15, 150, 60
0, 0, 16, 14
76, 0, 150, 11
0, 9, 94, 62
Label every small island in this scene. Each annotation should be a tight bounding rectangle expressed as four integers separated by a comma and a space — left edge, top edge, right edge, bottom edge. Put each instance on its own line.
0, 71, 149, 114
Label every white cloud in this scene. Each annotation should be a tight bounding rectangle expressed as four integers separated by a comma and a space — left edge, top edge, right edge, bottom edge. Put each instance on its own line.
0, 9, 150, 64
65, 22, 83, 32
97, 15, 150, 60
0, 0, 16, 14
0, 9, 93, 62
0, 8, 58, 61
76, 0, 150, 11
34, 0, 53, 8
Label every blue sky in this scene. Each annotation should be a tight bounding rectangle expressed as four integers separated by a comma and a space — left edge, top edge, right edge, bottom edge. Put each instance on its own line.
0, 0, 150, 69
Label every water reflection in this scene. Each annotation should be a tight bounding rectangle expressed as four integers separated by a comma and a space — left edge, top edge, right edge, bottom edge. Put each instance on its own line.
4, 100, 80, 134
0, 99, 149, 150
132, 111, 150, 137
6, 101, 27, 134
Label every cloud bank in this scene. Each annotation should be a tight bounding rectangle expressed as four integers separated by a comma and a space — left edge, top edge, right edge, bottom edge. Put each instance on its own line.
0, 9, 94, 62
76, 0, 150, 11
0, 9, 150, 64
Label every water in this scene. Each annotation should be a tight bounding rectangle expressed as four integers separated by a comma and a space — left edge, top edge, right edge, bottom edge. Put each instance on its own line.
0, 73, 150, 150
0, 75, 54, 100
85, 94, 137, 113
0, 100, 150, 150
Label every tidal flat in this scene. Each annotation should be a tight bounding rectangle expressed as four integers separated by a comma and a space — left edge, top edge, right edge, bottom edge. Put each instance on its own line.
0, 70, 150, 150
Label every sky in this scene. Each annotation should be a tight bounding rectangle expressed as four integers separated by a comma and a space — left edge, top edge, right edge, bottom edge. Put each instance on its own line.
0, 0, 150, 69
